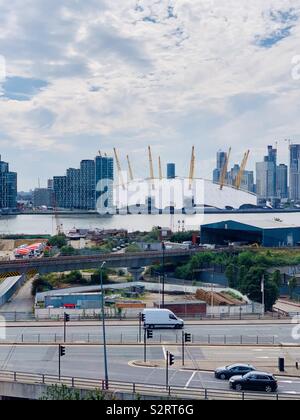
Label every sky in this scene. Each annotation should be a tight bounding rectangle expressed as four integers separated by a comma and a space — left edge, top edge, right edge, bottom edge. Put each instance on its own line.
0, 0, 300, 190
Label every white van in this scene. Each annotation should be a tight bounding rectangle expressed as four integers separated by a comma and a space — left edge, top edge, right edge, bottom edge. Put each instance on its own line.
143, 309, 184, 330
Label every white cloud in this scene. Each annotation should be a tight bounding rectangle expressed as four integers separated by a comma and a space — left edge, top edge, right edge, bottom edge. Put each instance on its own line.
0, 0, 300, 189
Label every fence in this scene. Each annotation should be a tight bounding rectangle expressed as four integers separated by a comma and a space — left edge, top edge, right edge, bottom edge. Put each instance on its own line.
0, 332, 280, 346
0, 370, 298, 400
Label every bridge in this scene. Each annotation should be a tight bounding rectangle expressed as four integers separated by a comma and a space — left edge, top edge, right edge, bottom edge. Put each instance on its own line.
0, 249, 199, 276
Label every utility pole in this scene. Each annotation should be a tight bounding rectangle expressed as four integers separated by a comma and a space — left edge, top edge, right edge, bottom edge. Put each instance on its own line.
261, 275, 265, 317
162, 242, 166, 308
100, 261, 109, 389
63, 313, 70, 343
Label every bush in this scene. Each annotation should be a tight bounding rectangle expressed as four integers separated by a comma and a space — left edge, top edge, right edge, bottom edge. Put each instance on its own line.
48, 234, 67, 248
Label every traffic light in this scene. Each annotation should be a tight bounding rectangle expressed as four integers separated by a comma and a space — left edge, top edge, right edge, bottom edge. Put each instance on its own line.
140, 313, 145, 322
169, 353, 175, 366
60, 345, 66, 357
64, 313, 70, 323
185, 333, 192, 343
147, 329, 153, 339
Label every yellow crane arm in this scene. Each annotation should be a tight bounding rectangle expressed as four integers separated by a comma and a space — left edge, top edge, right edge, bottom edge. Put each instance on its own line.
236, 150, 250, 189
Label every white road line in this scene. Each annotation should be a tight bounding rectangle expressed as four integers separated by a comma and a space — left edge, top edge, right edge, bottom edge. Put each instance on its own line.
162, 346, 167, 360
185, 371, 196, 389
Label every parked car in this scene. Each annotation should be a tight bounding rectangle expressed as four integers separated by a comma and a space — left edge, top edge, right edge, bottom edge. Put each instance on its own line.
229, 371, 278, 393
215, 364, 256, 380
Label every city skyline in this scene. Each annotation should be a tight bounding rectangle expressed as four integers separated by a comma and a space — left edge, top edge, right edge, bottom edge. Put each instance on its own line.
0, 1, 300, 190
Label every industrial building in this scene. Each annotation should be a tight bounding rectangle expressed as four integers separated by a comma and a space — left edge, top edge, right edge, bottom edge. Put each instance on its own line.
0, 157, 17, 210
45, 292, 102, 309
201, 220, 300, 247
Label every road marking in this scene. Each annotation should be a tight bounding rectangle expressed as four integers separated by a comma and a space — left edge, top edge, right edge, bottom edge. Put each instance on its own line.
185, 371, 196, 389
162, 346, 167, 360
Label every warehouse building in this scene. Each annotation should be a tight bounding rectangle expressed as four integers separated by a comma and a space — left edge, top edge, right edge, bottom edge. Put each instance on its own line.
200, 220, 300, 248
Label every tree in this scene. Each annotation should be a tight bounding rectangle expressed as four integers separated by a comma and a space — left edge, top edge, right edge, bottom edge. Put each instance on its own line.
60, 245, 77, 256
289, 277, 298, 300
225, 264, 237, 288
271, 270, 282, 288
32, 277, 53, 296
48, 234, 67, 248
125, 244, 141, 253
242, 267, 279, 311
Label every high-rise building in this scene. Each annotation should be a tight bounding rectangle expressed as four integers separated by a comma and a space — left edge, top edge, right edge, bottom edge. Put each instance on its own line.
213, 151, 227, 183
53, 155, 114, 211
33, 188, 55, 208
289, 144, 300, 201
167, 163, 176, 179
276, 164, 288, 199
80, 160, 95, 210
0, 157, 17, 210
256, 146, 277, 203
95, 156, 114, 212
53, 176, 67, 208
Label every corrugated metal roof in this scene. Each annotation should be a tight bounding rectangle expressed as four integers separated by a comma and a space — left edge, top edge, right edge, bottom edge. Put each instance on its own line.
203, 219, 300, 230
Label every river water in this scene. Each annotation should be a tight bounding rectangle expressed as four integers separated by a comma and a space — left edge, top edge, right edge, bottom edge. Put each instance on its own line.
1, 212, 300, 235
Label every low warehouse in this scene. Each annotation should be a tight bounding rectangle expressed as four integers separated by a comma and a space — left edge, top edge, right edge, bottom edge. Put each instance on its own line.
201, 220, 300, 248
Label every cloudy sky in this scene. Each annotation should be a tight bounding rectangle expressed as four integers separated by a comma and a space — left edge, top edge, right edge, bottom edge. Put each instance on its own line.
0, 0, 300, 190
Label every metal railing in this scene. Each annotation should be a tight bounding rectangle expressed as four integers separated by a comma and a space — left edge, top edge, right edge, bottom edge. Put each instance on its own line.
0, 370, 298, 400
0, 332, 281, 345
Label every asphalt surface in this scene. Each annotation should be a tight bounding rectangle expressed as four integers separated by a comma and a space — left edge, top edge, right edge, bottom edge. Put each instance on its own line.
0, 322, 299, 345
0, 344, 300, 395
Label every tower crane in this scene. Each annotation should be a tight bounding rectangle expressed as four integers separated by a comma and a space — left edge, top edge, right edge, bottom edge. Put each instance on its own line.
113, 148, 125, 190
220, 147, 231, 190
235, 150, 250, 190
127, 155, 134, 182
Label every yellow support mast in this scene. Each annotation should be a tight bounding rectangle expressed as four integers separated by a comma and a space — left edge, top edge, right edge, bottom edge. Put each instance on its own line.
148, 146, 155, 189
127, 155, 134, 182
158, 156, 163, 180
113, 147, 125, 189
235, 150, 250, 190
189, 146, 195, 190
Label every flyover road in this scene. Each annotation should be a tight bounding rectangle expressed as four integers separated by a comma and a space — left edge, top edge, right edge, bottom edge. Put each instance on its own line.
0, 344, 300, 395
1, 322, 299, 345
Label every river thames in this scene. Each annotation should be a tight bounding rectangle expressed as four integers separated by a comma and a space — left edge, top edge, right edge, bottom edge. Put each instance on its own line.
1, 212, 300, 235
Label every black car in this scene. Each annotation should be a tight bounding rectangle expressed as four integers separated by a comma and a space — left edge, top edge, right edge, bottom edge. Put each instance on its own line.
229, 371, 278, 393
215, 364, 256, 380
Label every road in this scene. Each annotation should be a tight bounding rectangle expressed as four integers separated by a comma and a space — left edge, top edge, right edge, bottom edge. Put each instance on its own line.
1, 322, 299, 345
0, 344, 300, 395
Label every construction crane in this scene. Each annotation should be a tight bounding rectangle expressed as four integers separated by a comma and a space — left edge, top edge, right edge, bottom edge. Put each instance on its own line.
98, 150, 102, 157
127, 155, 134, 182
189, 146, 195, 190
158, 156, 163, 180
235, 150, 250, 190
148, 146, 155, 189
220, 147, 231, 190
113, 147, 125, 189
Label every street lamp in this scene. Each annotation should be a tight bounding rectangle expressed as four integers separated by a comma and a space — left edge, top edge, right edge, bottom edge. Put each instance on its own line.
100, 261, 109, 389
162, 242, 166, 308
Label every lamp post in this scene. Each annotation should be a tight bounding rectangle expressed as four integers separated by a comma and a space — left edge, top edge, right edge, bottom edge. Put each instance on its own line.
100, 261, 109, 389
162, 242, 166, 308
